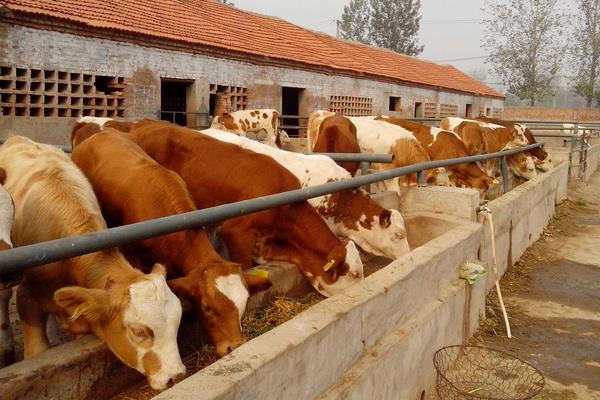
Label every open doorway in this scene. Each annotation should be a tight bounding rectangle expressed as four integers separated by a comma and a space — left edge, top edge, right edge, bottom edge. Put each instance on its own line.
414, 102, 423, 118
465, 103, 473, 118
160, 78, 192, 126
486, 107, 492, 116
282, 86, 305, 137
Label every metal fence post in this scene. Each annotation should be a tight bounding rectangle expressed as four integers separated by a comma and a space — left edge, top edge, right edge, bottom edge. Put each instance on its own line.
568, 123, 577, 180
360, 161, 370, 193
500, 156, 510, 193
417, 170, 426, 186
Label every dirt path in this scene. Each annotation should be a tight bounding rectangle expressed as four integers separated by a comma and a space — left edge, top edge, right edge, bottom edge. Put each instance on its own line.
468, 172, 600, 399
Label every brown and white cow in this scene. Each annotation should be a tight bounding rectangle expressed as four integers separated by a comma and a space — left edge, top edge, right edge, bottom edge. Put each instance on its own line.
71, 128, 271, 357
307, 110, 335, 151
71, 117, 133, 147
0, 167, 15, 366
310, 113, 361, 176
202, 128, 411, 259
0, 136, 185, 390
441, 117, 533, 178
129, 121, 364, 297
376, 116, 493, 192
476, 116, 552, 172
211, 109, 280, 147
347, 117, 450, 191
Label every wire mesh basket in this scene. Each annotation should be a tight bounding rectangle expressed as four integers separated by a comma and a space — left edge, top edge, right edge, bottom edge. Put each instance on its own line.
433, 345, 545, 400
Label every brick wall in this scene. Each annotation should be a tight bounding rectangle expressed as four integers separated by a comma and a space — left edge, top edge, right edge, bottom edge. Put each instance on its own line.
0, 23, 505, 143
504, 107, 600, 121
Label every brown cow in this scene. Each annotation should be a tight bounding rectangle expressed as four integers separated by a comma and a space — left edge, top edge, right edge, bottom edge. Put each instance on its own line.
441, 117, 530, 177
476, 116, 551, 171
311, 113, 361, 176
71, 128, 271, 357
376, 116, 493, 192
128, 120, 364, 297
71, 117, 133, 147
0, 136, 185, 390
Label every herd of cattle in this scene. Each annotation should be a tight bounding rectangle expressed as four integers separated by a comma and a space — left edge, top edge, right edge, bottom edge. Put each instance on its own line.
0, 110, 551, 391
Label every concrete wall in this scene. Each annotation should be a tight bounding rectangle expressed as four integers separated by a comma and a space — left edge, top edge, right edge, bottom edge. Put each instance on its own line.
478, 162, 568, 291
505, 107, 600, 122
0, 23, 503, 141
546, 143, 600, 181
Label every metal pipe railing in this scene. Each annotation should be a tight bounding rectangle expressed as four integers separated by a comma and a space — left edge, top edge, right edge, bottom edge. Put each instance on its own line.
0, 143, 543, 275
308, 153, 394, 163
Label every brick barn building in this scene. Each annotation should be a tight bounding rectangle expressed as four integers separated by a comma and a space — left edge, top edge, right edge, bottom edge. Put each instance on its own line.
0, 0, 505, 144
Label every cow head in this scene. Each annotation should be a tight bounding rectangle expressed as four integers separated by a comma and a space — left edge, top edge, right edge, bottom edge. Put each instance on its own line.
356, 208, 411, 259
210, 114, 240, 133
313, 240, 364, 297
507, 153, 537, 180
505, 126, 529, 148
534, 156, 553, 172
54, 264, 185, 390
318, 189, 410, 260
257, 235, 364, 297
168, 262, 270, 357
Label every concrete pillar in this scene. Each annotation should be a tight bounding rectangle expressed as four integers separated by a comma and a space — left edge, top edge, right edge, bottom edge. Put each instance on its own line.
185, 78, 210, 128
124, 67, 160, 120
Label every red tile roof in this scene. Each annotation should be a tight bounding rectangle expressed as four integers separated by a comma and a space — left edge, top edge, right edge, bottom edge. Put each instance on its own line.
1, 0, 505, 98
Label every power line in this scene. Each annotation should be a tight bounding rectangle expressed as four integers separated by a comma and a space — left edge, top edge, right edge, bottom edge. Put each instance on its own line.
433, 56, 488, 62
421, 19, 483, 25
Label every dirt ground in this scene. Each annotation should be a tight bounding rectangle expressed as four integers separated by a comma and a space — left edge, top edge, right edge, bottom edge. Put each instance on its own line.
463, 173, 600, 399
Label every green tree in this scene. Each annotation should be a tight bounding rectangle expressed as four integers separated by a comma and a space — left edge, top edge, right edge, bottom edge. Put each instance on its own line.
570, 0, 600, 107
482, 0, 565, 106
369, 0, 424, 56
339, 0, 424, 55
340, 0, 371, 44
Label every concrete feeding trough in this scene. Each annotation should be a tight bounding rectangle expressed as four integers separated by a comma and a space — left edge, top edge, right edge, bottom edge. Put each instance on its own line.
0, 161, 571, 400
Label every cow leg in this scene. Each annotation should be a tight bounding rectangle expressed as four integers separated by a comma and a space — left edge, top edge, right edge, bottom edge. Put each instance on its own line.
0, 288, 14, 366
17, 284, 50, 358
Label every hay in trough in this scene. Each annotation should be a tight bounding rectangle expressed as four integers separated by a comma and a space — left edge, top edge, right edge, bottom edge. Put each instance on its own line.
112, 344, 219, 400
112, 293, 322, 399
243, 293, 323, 339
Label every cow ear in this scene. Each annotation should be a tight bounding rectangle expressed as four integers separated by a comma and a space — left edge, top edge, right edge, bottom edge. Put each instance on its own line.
0, 168, 6, 185
243, 271, 272, 294
167, 276, 195, 312
54, 287, 113, 323
151, 263, 167, 277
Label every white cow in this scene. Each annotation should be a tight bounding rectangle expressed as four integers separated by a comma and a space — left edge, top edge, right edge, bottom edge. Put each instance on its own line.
348, 117, 451, 191
211, 109, 280, 147
201, 129, 411, 259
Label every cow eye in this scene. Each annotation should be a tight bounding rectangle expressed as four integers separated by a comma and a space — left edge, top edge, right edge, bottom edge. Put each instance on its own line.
132, 327, 146, 337
129, 324, 153, 339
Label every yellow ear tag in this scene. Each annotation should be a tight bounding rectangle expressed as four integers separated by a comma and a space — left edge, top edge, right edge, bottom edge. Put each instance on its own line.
492, 178, 500, 185
252, 269, 269, 279
323, 259, 336, 272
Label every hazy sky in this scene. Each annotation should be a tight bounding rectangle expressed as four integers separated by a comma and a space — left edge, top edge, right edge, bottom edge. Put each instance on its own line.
233, 0, 490, 80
